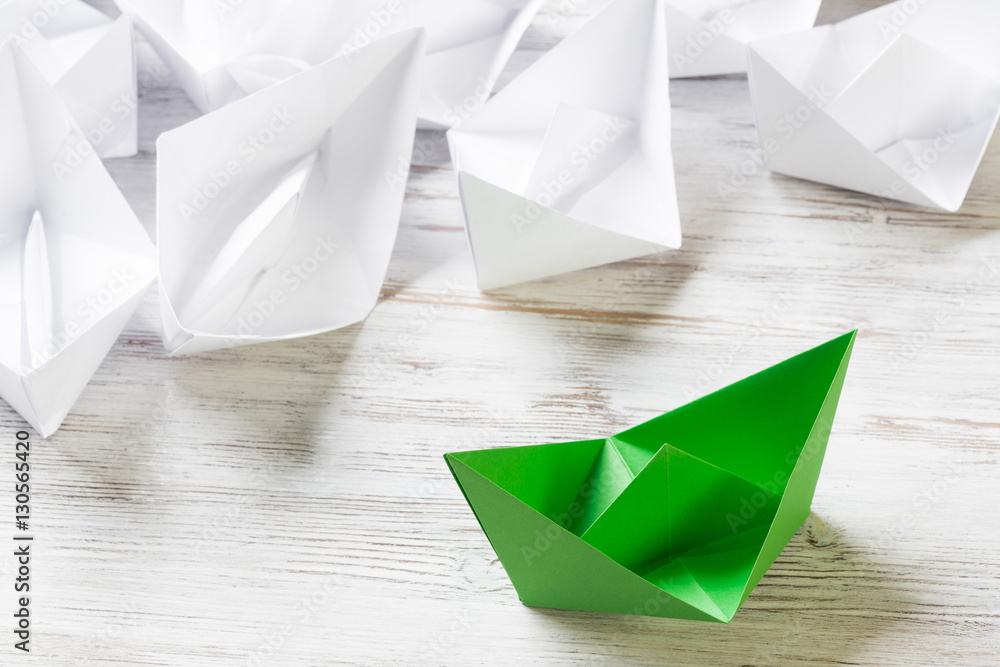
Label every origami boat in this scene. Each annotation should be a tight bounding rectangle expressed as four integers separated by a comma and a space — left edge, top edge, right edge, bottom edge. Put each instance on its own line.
447, 0, 682, 290
155, 29, 424, 355
0, 42, 156, 437
446, 331, 856, 622
114, 0, 542, 128
747, 0, 1000, 211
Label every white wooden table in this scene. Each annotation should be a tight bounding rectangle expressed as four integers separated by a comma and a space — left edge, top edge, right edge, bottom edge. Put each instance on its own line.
2, 1, 998, 664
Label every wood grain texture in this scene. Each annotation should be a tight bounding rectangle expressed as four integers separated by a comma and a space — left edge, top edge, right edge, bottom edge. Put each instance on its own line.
1, 0, 998, 664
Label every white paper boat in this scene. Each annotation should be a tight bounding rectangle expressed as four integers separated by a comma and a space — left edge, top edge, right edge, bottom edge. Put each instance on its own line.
447, 0, 681, 290
156, 28, 425, 355
748, 0, 1000, 211
0, 42, 156, 437
114, 0, 542, 128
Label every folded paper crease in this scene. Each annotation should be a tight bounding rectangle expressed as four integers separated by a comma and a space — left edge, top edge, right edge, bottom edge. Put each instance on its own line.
156, 28, 425, 355
589, 0, 822, 78
448, 0, 682, 290
115, 0, 543, 127
748, 0, 1000, 211
0, 0, 137, 157
0, 42, 155, 437
446, 331, 857, 622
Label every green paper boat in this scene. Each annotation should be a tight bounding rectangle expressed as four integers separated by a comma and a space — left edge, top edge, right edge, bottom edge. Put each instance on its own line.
445, 331, 856, 623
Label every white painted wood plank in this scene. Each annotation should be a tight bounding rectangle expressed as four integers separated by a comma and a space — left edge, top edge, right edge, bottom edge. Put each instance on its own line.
0, 1, 996, 664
